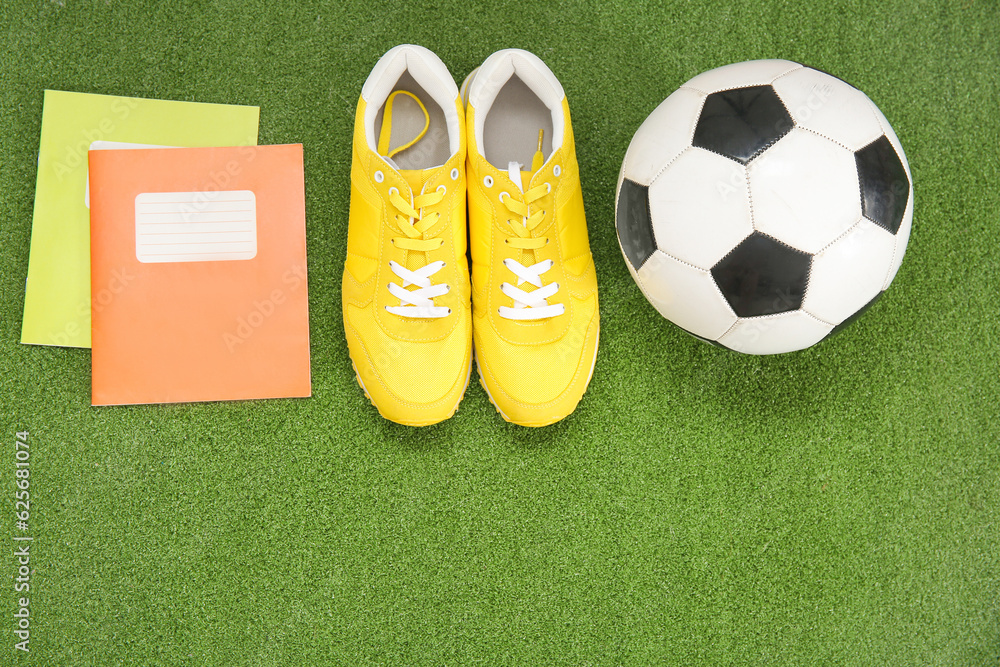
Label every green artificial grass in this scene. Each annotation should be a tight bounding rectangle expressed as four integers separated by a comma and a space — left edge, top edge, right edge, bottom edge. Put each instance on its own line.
2, 1, 998, 665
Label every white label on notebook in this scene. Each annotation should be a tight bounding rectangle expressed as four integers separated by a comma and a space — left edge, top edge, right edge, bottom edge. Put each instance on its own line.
135, 190, 257, 263
86, 141, 175, 208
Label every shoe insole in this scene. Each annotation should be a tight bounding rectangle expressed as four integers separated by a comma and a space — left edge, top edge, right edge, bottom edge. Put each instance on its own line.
373, 71, 450, 170
483, 74, 553, 170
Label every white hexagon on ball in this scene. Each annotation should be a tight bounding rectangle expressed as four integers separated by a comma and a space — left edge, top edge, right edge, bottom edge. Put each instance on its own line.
802, 218, 896, 324
648, 147, 754, 269
749, 128, 861, 254
771, 67, 884, 151
622, 87, 706, 186
636, 249, 737, 340
717, 310, 834, 355
884, 192, 913, 288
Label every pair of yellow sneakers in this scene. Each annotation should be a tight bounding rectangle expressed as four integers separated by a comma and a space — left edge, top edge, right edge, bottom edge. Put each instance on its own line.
342, 44, 599, 427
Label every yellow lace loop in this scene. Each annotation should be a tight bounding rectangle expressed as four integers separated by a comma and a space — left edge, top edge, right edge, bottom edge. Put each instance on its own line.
377, 90, 430, 158
502, 183, 550, 250
531, 129, 545, 172
390, 187, 444, 252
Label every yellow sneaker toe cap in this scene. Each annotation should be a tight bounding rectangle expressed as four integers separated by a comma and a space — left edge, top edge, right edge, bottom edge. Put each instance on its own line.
346, 305, 472, 426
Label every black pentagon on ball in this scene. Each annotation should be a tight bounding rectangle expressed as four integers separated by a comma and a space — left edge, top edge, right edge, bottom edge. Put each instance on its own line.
693, 85, 794, 164
616, 178, 657, 270
711, 233, 812, 317
856, 135, 910, 234
676, 325, 727, 349
824, 291, 884, 340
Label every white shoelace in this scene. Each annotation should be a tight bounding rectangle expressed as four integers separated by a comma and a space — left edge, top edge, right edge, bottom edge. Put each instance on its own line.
497, 160, 565, 321
386, 259, 451, 319
499, 257, 564, 320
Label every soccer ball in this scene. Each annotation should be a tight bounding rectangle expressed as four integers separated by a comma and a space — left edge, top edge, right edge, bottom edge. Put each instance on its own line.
615, 60, 912, 354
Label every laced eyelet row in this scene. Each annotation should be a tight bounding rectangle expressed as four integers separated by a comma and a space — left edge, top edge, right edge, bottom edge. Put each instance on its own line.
385, 166, 559, 190
387, 306, 453, 315
376, 170, 451, 194
486, 178, 554, 195
504, 238, 550, 245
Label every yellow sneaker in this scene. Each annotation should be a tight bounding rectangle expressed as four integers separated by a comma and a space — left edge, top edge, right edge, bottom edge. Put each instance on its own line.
462, 49, 600, 427
343, 44, 472, 426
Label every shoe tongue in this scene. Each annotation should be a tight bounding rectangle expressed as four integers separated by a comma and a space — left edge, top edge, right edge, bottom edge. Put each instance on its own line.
507, 161, 537, 194
507, 161, 523, 192
508, 128, 545, 193
398, 168, 433, 194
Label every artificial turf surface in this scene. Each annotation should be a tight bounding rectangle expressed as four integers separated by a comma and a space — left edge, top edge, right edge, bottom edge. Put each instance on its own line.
1, 0, 998, 664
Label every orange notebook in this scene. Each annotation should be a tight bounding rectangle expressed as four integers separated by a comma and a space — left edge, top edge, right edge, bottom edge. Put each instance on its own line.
89, 144, 311, 405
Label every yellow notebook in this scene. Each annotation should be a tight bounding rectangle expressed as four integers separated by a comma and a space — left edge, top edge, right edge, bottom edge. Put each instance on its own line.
21, 90, 259, 348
